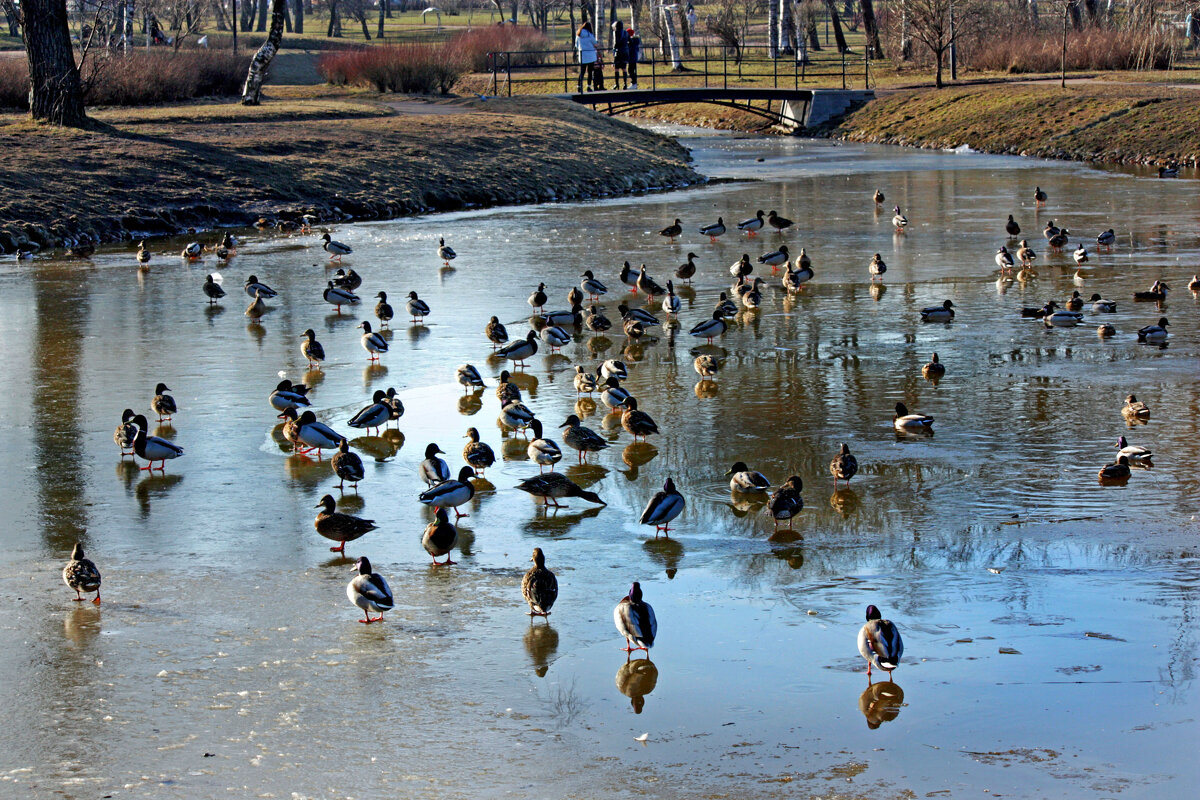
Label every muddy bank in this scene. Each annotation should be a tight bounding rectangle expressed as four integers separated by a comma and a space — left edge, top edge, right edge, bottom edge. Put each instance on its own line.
0, 93, 701, 254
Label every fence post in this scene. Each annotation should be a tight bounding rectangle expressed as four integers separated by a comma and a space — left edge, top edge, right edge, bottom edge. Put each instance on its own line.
563, 50, 569, 93
704, 45, 708, 89
723, 47, 727, 90
840, 49, 845, 90
652, 48, 657, 90
773, 49, 778, 88
507, 52, 513, 97
489, 52, 497, 95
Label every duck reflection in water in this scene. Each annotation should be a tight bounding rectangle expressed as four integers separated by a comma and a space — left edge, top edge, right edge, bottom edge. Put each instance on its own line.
303, 368, 326, 391
458, 391, 483, 416
830, 488, 861, 518
363, 363, 388, 387
135, 472, 183, 517
587, 335, 612, 356
858, 681, 905, 729
694, 379, 719, 399
574, 397, 598, 419
284, 454, 330, 490
350, 435, 397, 462
621, 442, 658, 479
246, 321, 266, 347
616, 657, 659, 714
63, 604, 103, 648
869, 283, 887, 302
523, 505, 603, 537
643, 536, 683, 580
523, 624, 559, 678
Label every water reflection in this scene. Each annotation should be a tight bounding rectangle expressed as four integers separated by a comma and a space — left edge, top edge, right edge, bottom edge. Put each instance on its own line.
522, 505, 603, 537
615, 657, 659, 714
858, 681, 905, 729
458, 392, 483, 416
363, 363, 388, 387
643, 537, 684, 579
830, 489, 861, 518
523, 622, 559, 677
351, 435, 398, 462
63, 604, 102, 648
135, 473, 183, 517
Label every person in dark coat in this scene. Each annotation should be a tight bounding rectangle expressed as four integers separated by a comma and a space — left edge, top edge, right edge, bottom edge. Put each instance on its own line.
626, 28, 641, 89
611, 20, 630, 89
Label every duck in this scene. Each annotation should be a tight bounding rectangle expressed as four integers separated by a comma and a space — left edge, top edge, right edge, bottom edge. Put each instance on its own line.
496, 330, 539, 366
281, 409, 345, 457
659, 218, 683, 239
783, 259, 814, 291
1099, 455, 1132, 481
767, 209, 794, 233
1133, 280, 1169, 302
757, 244, 789, 271
729, 253, 753, 280
406, 291, 430, 323
496, 371, 522, 405
1016, 239, 1037, 266
244, 275, 277, 300
636, 265, 665, 300
321, 233, 352, 261
1005, 215, 1020, 237
137, 241, 151, 264
689, 310, 728, 344
486, 315, 509, 350
601, 377, 632, 409
181, 241, 202, 260
1097, 323, 1117, 338
332, 268, 363, 292
347, 556, 393, 623
619, 261, 639, 292
767, 476, 804, 528
151, 383, 177, 422
830, 443, 858, 485
714, 292, 739, 318
560, 414, 608, 463
300, 328, 325, 369
693, 353, 720, 379
1020, 300, 1057, 319
269, 380, 311, 412
462, 428, 496, 474
277, 219, 297, 234
618, 303, 659, 326
585, 306, 612, 333
1115, 435, 1152, 464
599, 359, 628, 382
437, 236, 456, 264
738, 209, 765, 235
661, 281, 681, 317
1189, 275, 1200, 292
920, 299, 955, 322
699, 217, 726, 241
873, 189, 885, 205
1158, 165, 1179, 178
1065, 290, 1084, 312
1096, 228, 1116, 249
358, 320, 388, 361
418, 466, 476, 517
893, 402, 934, 432
420, 443, 452, 486
456, 364, 485, 391
1033, 186, 1047, 206
868, 253, 887, 281
891, 206, 908, 232
1136, 317, 1169, 343
1043, 308, 1083, 327
515, 471, 606, 507
63, 543, 102, 605
220, 233, 237, 250
384, 387, 405, 426
114, 408, 137, 456
726, 461, 770, 493
202, 274, 225, 303
522, 548, 558, 617
527, 419, 563, 471
245, 290, 267, 321
572, 366, 599, 396
615, 582, 657, 653
348, 390, 392, 435
422, 507, 459, 566
315, 494, 377, 552
542, 301, 583, 327
331, 438, 365, 490
742, 277, 766, 309
300, 214, 318, 232
581, 270, 608, 299
1122, 394, 1150, 420
1048, 229, 1070, 250
922, 352, 945, 379
1043, 220, 1060, 240
323, 281, 359, 312
995, 246, 1015, 272
565, 286, 584, 312
1073, 245, 1089, 265
621, 397, 659, 441
639, 477, 684, 534
858, 605, 903, 678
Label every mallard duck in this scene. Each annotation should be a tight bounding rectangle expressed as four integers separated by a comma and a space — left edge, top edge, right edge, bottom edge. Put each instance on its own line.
1020, 301, 1057, 319
406, 291, 430, 324
1016, 239, 1037, 266
269, 379, 311, 412
742, 277, 766, 309
497, 330, 539, 367
617, 303, 659, 326
661, 281, 681, 317
496, 371, 522, 405
768, 476, 804, 528
114, 408, 137, 456
300, 214, 318, 232
543, 302, 583, 327
1099, 455, 1132, 481
347, 556, 393, 623
619, 261, 639, 292
202, 274, 225, 304
758, 244, 789, 271
522, 548, 558, 617
150, 383, 177, 422
693, 353, 720, 379
623, 317, 646, 341
384, 387, 405, 426
437, 236, 456, 264
640, 477, 684, 534
527, 419, 563, 471
868, 253, 887, 281
726, 461, 770, 493
130, 415, 182, 468
1043, 308, 1083, 328
893, 402, 933, 432
615, 582, 657, 652
922, 353, 945, 379
455, 364, 485, 392
859, 605, 903, 678
783, 260, 813, 292
659, 218, 683, 239
585, 306, 612, 332
486, 315, 509, 350
418, 466, 476, 517
420, 443, 451, 486
137, 241, 151, 264
1158, 165, 1179, 178
1137, 317, 1169, 343
796, 247, 812, 270
601, 377, 632, 409
567, 288, 585, 312
277, 219, 297, 234
714, 292, 739, 318
348, 390, 392, 435
1033, 186, 1047, 206
891, 206, 908, 232
1189, 275, 1200, 292
462, 428, 496, 474
1043, 220, 1060, 240
358, 320, 388, 361
332, 268, 363, 292
560, 414, 608, 463
422, 507, 459, 565
181, 241, 202, 259
1005, 214, 1020, 237
873, 189, 885, 205
1064, 291, 1084, 312
581, 270, 608, 300
321, 233, 352, 261
572, 367, 598, 397
767, 209, 794, 233
1133, 280, 1169, 302
920, 300, 955, 322
1096, 228, 1116, 249
636, 265, 665, 300
1115, 435, 1152, 464
699, 217, 726, 241
516, 471, 605, 507
244, 275, 277, 299
281, 409, 345, 457
621, 397, 659, 441
1122, 394, 1150, 420
729, 253, 753, 281
599, 359, 628, 382
830, 443, 858, 485
315, 494, 377, 552
685, 311, 729, 346
995, 246, 1015, 272
1048, 229, 1070, 250
738, 209, 765, 235
1097, 323, 1116, 338
1073, 245, 1089, 265
245, 290, 267, 321
63, 543, 102, 604
331, 438, 365, 490
220, 233, 237, 250
323, 281, 359, 312
301, 328, 325, 369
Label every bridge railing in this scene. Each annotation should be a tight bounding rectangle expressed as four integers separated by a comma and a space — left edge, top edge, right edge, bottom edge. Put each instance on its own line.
486, 44, 870, 97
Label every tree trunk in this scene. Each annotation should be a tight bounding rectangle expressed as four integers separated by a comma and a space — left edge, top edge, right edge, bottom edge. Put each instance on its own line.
677, 6, 690, 56
661, 4, 681, 69
806, 17, 820, 52
3, 2, 18, 37
213, 0, 228, 31
232, 0, 239, 51
293, 0, 303, 33
629, 0, 643, 38
21, 0, 88, 127
358, 10, 370, 39
328, 0, 340, 36
824, 0, 848, 52
768, 0, 778, 58
257, 0, 269, 32
243, 0, 256, 31
377, 1, 385, 38
899, 0, 911, 59
1028, 0, 1038, 25
934, 48, 943, 88
779, 0, 794, 54
1067, 0, 1082, 30
594, 0, 603, 45
860, 0, 882, 58
242, 0, 287, 104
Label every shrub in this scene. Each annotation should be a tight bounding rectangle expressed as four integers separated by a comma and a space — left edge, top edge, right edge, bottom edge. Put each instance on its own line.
447, 25, 552, 72
967, 28, 1178, 75
317, 45, 468, 94
0, 57, 29, 110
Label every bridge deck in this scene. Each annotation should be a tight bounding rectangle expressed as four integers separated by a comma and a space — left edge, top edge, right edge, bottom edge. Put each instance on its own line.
563, 87, 814, 105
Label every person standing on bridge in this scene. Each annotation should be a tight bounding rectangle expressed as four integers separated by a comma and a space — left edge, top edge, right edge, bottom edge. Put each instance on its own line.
575, 21, 598, 93
626, 28, 641, 90
612, 20, 630, 90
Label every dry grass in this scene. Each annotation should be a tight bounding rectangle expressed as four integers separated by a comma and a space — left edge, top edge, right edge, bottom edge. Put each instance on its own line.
317, 44, 467, 94
969, 28, 1179, 74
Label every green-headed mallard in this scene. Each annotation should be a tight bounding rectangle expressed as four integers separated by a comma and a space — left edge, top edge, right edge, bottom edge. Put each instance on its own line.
405, 291, 430, 324
541, 324, 571, 351
527, 419, 563, 471
422, 507, 458, 565
244, 275, 277, 300
729, 253, 753, 280
1073, 245, 1089, 265
615, 582, 657, 652
640, 477, 683, 534
331, 438, 365, 491
699, 218, 725, 241
1005, 215, 1020, 237
347, 556, 393, 623
858, 605, 903, 679
321, 233, 351, 261
560, 414, 607, 463
522, 548, 558, 617
617, 303, 659, 326
270, 380, 311, 412
437, 236, 456, 264
601, 377, 632, 409
334, 268, 363, 291
1096, 228, 1115, 248
278, 408, 344, 457
418, 466, 476, 517
920, 300, 955, 322
893, 402, 933, 432
738, 209, 765, 236
581, 270, 608, 300
151, 382, 177, 422
131, 413, 184, 471
463, 428, 496, 474
496, 330, 538, 367
662, 281, 681, 317
1137, 317, 1169, 343
726, 461, 770, 493
1115, 435, 1152, 464
180, 241, 202, 259
758, 244, 789, 271
358, 321, 388, 362
323, 281, 359, 313
348, 390, 392, 435
420, 442, 451, 486
1134, 281, 1169, 302
516, 471, 605, 508
114, 408, 137, 456
995, 246, 1014, 272
301, 328, 325, 369
873, 189, 885, 205
891, 206, 908, 232
1033, 186, 1047, 206
63, 542, 102, 605
315, 494, 377, 553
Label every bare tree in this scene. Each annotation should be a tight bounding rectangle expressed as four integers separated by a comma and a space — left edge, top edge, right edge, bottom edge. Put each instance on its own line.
705, 0, 741, 62
824, 0, 849, 52
660, 2, 682, 68
10, 0, 89, 126
905, 0, 978, 87
861, 0, 883, 57
242, 0, 286, 104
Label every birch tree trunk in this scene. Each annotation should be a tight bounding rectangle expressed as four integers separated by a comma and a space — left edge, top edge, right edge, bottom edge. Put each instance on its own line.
779, 0, 794, 54
629, 0, 644, 38
242, 0, 287, 105
768, 0, 778, 58
20, 0, 89, 127
900, 0, 912, 60
661, 4, 682, 69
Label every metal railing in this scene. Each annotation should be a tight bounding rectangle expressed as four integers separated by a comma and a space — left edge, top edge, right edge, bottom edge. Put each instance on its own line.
486, 44, 871, 97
